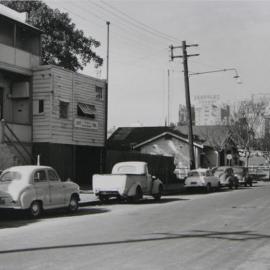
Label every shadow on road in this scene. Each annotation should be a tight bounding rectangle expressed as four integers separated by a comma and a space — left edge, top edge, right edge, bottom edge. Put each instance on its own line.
0, 229, 269, 255
0, 207, 109, 229
94, 197, 188, 206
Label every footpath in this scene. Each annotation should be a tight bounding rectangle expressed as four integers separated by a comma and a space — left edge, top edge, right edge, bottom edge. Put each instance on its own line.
79, 183, 184, 206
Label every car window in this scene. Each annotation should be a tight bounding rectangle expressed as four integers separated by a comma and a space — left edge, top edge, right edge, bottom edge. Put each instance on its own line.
48, 169, 59, 181
188, 171, 200, 177
34, 170, 47, 182
0, 171, 21, 182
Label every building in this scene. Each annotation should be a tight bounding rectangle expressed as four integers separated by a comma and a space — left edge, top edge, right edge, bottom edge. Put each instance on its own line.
191, 95, 230, 126
0, 4, 42, 167
0, 5, 107, 185
107, 126, 204, 170
176, 125, 240, 167
32, 65, 106, 185
178, 104, 195, 126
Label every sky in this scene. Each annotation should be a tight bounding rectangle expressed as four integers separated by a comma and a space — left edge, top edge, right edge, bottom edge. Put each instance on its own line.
43, 0, 270, 129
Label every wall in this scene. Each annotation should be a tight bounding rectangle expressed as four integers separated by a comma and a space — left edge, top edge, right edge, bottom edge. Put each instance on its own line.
138, 136, 201, 169
33, 142, 103, 186
32, 66, 106, 147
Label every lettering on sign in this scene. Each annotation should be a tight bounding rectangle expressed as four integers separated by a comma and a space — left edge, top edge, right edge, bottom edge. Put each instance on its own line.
74, 118, 98, 129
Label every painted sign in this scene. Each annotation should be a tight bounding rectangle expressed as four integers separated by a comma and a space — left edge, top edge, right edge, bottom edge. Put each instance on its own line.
74, 118, 98, 129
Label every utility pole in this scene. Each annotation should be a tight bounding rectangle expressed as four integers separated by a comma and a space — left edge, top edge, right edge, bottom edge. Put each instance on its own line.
167, 69, 170, 126
101, 21, 110, 173
170, 41, 199, 170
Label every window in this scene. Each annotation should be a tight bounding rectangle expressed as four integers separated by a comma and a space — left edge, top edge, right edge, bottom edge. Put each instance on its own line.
96, 86, 103, 100
34, 170, 47, 182
48, 169, 59, 181
38, 100, 44, 113
33, 100, 44, 115
59, 101, 69, 119
77, 102, 96, 119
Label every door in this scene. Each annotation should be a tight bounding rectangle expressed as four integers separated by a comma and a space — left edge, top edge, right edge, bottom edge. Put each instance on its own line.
48, 169, 65, 206
33, 169, 51, 208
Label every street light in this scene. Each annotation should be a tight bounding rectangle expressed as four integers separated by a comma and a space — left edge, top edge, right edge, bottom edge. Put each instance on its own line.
189, 68, 242, 84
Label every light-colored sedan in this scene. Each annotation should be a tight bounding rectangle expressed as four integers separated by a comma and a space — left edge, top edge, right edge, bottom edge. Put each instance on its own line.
0, 165, 80, 217
185, 168, 220, 192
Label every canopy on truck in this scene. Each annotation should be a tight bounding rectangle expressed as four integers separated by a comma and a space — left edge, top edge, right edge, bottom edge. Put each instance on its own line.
112, 162, 147, 175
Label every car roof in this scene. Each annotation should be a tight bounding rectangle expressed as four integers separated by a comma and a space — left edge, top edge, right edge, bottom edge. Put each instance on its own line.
3, 165, 53, 173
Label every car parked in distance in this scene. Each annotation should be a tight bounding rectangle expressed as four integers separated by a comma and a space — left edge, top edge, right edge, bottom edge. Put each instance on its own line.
232, 166, 252, 187
0, 165, 80, 218
185, 168, 220, 192
213, 166, 239, 189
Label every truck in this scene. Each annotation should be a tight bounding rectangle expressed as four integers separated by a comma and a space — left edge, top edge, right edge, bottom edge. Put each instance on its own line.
92, 161, 163, 202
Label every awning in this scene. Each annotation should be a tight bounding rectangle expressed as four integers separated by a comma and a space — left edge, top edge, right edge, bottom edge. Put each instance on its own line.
78, 103, 96, 116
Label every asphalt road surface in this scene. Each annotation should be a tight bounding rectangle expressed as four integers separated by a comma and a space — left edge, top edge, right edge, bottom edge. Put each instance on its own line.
1, 182, 270, 270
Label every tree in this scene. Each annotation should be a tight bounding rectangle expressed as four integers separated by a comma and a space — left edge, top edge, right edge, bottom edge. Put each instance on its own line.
0, 0, 103, 71
229, 99, 267, 165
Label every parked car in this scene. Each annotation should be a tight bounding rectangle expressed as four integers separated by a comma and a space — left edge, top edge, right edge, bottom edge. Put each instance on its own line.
185, 168, 220, 192
232, 166, 252, 187
213, 166, 239, 189
0, 165, 80, 217
93, 161, 163, 202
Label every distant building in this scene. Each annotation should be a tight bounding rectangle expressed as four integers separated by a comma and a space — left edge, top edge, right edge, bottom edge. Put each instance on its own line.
179, 95, 230, 126
178, 104, 195, 126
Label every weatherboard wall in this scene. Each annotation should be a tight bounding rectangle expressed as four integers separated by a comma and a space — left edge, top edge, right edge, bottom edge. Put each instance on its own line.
32, 65, 106, 147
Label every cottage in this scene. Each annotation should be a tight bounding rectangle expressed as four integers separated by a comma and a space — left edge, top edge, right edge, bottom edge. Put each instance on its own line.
107, 126, 204, 175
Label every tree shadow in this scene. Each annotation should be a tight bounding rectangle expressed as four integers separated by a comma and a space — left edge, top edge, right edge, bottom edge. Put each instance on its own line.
0, 229, 269, 255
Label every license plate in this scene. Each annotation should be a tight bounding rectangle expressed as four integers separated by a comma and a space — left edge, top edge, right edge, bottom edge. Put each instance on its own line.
0, 198, 5, 205
191, 182, 197, 185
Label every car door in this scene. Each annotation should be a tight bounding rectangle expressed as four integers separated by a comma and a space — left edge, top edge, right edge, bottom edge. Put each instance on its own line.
33, 169, 51, 208
48, 169, 66, 207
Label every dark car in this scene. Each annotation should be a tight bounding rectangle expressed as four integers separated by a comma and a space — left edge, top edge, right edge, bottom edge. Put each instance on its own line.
232, 166, 252, 187
213, 166, 239, 189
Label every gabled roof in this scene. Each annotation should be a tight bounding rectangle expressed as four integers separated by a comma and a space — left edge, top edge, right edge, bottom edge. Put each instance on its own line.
133, 131, 204, 149
176, 125, 235, 149
107, 126, 203, 150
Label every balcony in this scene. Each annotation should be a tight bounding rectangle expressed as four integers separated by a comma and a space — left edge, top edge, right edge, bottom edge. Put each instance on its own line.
0, 43, 40, 75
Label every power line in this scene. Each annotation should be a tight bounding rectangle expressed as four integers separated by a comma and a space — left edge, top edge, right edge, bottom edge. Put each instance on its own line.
99, 0, 181, 43
88, 1, 179, 44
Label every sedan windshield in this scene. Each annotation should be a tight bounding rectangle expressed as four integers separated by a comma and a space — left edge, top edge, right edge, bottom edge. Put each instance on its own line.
0, 171, 22, 182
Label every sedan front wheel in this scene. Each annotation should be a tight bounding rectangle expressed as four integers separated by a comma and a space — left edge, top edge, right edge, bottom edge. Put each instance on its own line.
68, 195, 79, 213
29, 201, 42, 218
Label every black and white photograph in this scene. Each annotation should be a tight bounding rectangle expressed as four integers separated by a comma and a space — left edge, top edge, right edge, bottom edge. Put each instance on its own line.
1, 0, 270, 269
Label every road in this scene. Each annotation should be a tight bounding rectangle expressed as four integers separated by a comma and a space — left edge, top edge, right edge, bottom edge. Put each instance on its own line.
1, 182, 270, 270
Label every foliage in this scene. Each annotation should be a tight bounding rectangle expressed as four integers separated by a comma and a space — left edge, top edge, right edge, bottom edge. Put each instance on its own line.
0, 0, 103, 71
229, 100, 267, 150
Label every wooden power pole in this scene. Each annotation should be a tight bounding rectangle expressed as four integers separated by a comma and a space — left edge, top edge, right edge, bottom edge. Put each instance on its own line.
170, 41, 199, 170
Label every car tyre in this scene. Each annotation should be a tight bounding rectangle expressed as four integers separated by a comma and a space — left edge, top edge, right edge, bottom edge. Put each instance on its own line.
153, 185, 163, 201
205, 183, 212, 193
133, 186, 143, 203
99, 195, 109, 203
68, 195, 79, 213
29, 201, 42, 218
